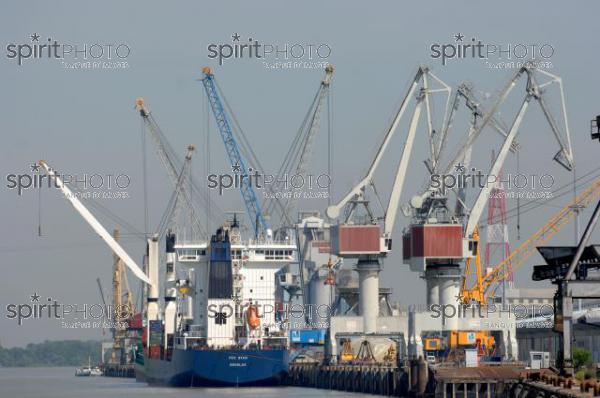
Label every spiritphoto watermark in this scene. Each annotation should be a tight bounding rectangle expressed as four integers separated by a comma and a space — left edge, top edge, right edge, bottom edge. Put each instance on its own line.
207, 302, 332, 329
5, 32, 131, 70
4, 292, 133, 330
430, 33, 554, 69
5, 163, 131, 199
429, 163, 555, 200
207, 33, 332, 70
207, 163, 331, 199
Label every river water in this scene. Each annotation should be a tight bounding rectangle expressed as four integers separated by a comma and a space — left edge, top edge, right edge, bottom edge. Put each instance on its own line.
0, 367, 378, 398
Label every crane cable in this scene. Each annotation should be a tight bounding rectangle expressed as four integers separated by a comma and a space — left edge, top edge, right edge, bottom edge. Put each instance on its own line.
213, 79, 289, 224
478, 164, 600, 230
328, 81, 333, 207
264, 86, 320, 221
142, 112, 225, 226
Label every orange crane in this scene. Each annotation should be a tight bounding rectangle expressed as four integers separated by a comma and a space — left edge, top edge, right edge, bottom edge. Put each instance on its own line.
459, 177, 600, 305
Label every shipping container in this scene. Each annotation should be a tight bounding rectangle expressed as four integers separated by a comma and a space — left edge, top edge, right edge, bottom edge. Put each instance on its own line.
289, 329, 326, 345
330, 225, 381, 257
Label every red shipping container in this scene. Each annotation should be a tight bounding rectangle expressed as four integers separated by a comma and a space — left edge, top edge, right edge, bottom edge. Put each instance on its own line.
330, 225, 381, 257
409, 224, 463, 259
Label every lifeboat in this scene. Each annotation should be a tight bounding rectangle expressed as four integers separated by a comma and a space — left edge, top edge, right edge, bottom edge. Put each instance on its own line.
246, 304, 261, 330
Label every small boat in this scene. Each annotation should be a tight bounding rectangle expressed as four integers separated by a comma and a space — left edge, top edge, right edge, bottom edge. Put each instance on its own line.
75, 366, 91, 377
90, 366, 103, 376
75, 356, 100, 377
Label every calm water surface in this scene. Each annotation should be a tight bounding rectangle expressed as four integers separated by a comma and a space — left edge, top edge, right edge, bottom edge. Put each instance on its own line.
0, 367, 378, 398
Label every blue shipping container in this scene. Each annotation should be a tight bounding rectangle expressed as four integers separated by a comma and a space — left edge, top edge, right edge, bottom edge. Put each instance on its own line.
289, 329, 326, 345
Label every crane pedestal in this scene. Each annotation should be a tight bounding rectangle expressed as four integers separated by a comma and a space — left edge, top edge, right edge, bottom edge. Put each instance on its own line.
422, 265, 461, 329
356, 257, 382, 334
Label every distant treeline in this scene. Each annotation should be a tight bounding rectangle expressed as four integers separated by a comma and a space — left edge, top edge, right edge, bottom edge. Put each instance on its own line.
0, 340, 102, 367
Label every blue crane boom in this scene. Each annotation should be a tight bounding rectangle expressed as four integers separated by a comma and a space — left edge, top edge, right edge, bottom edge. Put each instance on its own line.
201, 67, 268, 235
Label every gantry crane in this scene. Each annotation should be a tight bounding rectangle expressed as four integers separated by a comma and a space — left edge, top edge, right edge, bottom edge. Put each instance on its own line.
326, 66, 452, 333
201, 67, 268, 236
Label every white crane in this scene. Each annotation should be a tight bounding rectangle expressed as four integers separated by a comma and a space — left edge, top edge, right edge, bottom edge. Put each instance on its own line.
412, 65, 573, 243
325, 66, 452, 333
37, 160, 152, 286
401, 65, 574, 324
327, 66, 451, 249
462, 66, 573, 239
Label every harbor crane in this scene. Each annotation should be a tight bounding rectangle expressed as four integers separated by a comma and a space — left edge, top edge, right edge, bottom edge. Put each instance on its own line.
38, 160, 151, 285
95, 229, 138, 365
135, 98, 206, 238
410, 66, 573, 237
201, 67, 268, 236
265, 65, 334, 229
326, 66, 452, 333
403, 65, 574, 323
38, 160, 161, 344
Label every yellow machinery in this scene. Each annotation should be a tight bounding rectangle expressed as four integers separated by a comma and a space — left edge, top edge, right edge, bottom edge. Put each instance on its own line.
449, 331, 495, 352
424, 337, 442, 351
424, 331, 495, 357
340, 338, 355, 362
110, 229, 136, 364
459, 177, 600, 305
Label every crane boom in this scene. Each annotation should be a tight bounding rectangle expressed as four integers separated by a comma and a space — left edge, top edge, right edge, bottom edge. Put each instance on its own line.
327, 66, 451, 241
464, 96, 530, 238
463, 67, 573, 239
326, 67, 425, 221
201, 67, 268, 235
135, 98, 205, 237
38, 160, 152, 285
281, 65, 333, 225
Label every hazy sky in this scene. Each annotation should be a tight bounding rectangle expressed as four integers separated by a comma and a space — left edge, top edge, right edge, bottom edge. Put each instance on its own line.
1, 0, 600, 347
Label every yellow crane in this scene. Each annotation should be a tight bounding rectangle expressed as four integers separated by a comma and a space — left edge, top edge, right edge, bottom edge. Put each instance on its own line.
459, 177, 600, 305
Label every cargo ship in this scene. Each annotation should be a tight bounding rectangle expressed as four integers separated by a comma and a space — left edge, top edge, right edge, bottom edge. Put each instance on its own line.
135, 217, 296, 386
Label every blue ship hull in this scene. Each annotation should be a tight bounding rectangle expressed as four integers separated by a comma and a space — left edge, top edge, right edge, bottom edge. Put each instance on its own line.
136, 348, 289, 387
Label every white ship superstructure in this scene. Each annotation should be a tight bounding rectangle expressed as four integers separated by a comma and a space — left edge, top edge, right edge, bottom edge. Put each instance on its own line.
172, 222, 297, 350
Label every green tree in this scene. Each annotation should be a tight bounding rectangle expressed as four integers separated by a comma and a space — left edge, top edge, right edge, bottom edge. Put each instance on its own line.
0, 340, 102, 367
573, 347, 592, 371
